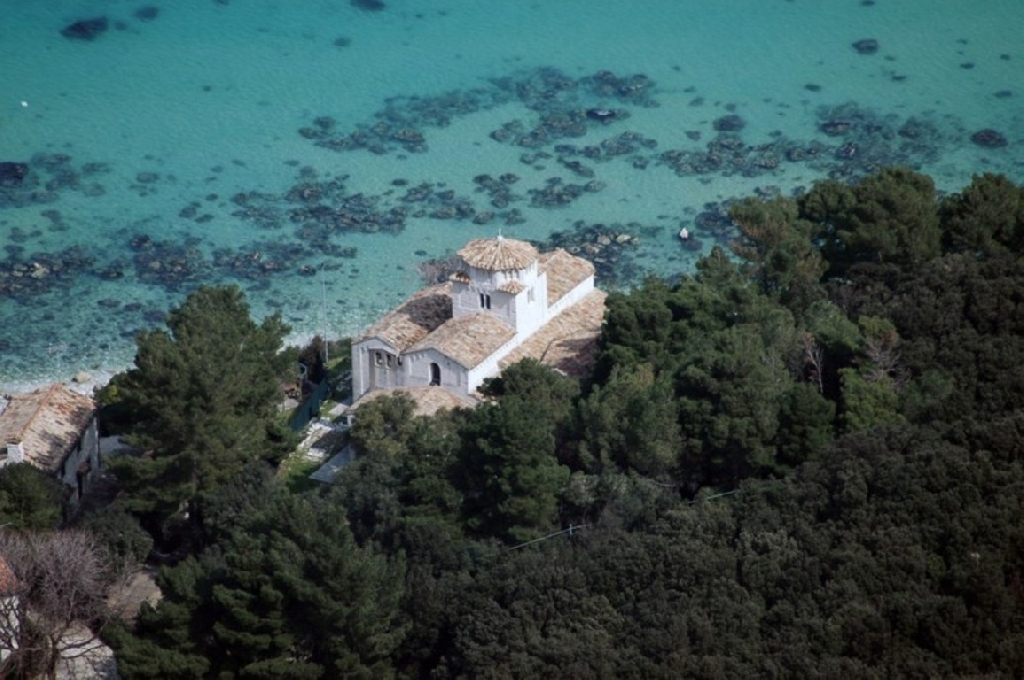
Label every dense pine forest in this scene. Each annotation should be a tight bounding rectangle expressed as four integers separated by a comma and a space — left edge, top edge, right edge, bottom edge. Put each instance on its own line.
4, 168, 1024, 678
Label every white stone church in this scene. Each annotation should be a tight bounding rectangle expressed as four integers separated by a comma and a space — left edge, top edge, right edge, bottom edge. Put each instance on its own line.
349, 236, 606, 414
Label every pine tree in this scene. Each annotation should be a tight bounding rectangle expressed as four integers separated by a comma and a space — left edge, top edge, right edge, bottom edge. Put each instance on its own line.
100, 285, 293, 542
109, 489, 405, 679
0, 463, 62, 531
457, 361, 574, 543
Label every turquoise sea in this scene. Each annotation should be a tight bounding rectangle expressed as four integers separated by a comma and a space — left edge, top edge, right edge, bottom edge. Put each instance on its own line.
1, 0, 1021, 390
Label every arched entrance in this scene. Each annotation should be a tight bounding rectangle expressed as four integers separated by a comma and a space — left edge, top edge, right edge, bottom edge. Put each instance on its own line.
429, 362, 441, 386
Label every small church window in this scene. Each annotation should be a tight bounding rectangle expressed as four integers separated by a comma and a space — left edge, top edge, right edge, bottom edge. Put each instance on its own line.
479, 293, 491, 310
375, 351, 383, 366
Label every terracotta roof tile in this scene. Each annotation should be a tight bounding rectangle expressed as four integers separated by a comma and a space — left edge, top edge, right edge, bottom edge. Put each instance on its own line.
458, 237, 538, 271
410, 313, 516, 368
0, 384, 94, 473
500, 290, 607, 379
497, 279, 528, 295
356, 283, 453, 351
539, 249, 596, 304
356, 241, 601, 383
347, 386, 478, 418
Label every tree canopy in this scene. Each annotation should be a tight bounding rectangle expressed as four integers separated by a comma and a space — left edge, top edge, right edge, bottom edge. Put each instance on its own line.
108, 483, 404, 679
99, 285, 293, 546
102, 169, 1024, 678
0, 463, 62, 531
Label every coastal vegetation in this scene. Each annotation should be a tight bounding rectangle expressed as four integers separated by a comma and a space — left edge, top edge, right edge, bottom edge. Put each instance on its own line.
96, 285, 297, 551
4, 167, 1024, 677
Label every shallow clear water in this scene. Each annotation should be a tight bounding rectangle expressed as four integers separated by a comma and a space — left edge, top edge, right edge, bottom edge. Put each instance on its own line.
1, 0, 1021, 389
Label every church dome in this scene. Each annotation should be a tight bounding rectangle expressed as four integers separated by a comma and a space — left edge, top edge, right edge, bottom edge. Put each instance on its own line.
458, 237, 538, 271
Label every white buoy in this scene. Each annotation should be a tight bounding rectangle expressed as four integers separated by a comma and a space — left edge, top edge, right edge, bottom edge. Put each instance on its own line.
20, 100, 28, 108
679, 227, 690, 241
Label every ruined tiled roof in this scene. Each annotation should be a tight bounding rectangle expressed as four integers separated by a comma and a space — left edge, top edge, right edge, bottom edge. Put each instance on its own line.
449, 271, 471, 284
500, 289, 607, 380
409, 313, 516, 369
0, 384, 94, 473
459, 237, 538, 271
497, 279, 528, 295
347, 386, 478, 418
355, 283, 453, 351
539, 248, 595, 305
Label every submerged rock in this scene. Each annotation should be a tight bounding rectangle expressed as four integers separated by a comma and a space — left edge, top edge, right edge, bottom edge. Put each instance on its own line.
852, 38, 879, 55
0, 162, 29, 187
820, 120, 852, 137
835, 141, 859, 160
713, 114, 746, 132
134, 6, 160, 22
351, 0, 384, 10
61, 17, 109, 41
970, 129, 1008, 148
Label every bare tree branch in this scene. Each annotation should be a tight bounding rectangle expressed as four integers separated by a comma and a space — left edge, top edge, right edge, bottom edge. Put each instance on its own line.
0, 530, 123, 680
802, 332, 825, 394
861, 334, 905, 389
